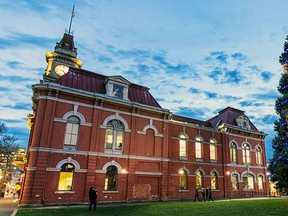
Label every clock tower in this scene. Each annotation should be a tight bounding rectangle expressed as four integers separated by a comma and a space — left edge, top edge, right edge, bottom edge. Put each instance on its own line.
44, 5, 82, 81
44, 33, 83, 81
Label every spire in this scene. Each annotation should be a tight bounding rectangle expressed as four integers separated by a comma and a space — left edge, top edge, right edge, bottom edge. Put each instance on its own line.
68, 4, 75, 35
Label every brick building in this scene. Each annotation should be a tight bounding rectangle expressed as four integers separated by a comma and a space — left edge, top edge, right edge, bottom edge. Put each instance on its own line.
20, 32, 268, 205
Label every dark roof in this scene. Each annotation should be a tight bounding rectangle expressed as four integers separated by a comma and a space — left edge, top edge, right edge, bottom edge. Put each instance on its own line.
54, 67, 162, 108
171, 114, 209, 127
54, 33, 77, 58
207, 107, 258, 130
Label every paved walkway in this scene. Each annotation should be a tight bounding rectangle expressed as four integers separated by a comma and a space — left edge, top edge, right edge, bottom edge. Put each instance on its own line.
0, 195, 19, 216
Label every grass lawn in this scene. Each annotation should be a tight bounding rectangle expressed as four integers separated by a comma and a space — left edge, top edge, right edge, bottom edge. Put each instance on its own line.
16, 198, 288, 216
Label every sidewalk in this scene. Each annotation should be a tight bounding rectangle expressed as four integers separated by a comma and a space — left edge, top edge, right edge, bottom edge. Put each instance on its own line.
0, 195, 19, 216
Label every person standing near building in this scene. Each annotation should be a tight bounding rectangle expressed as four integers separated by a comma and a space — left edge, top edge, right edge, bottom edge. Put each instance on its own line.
208, 187, 214, 201
201, 188, 206, 202
89, 187, 97, 211
194, 189, 200, 202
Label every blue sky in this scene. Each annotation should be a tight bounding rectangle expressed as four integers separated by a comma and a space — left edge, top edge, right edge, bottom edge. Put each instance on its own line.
0, 0, 287, 161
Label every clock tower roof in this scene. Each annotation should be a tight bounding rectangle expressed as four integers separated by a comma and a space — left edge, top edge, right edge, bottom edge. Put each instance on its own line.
54, 33, 78, 58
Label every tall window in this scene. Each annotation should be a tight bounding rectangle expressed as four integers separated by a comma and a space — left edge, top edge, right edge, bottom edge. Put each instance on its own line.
210, 140, 216, 161
105, 120, 124, 153
196, 171, 203, 189
211, 172, 217, 189
243, 173, 254, 189
255, 146, 262, 165
64, 116, 80, 147
195, 137, 202, 159
231, 174, 239, 190
179, 169, 188, 190
242, 143, 250, 164
58, 163, 75, 190
258, 175, 264, 190
104, 165, 118, 191
179, 135, 187, 158
230, 142, 237, 163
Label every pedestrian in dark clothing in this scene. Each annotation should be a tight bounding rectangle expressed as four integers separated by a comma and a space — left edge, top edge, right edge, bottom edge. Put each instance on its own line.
89, 187, 97, 211
201, 188, 206, 202
205, 187, 209, 200
208, 187, 214, 201
194, 189, 200, 202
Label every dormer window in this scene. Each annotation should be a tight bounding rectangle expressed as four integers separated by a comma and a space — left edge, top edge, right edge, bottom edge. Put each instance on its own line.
105, 76, 130, 100
112, 84, 124, 99
236, 115, 251, 130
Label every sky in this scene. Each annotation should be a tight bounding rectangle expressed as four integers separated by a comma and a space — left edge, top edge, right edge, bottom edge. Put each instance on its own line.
0, 0, 287, 161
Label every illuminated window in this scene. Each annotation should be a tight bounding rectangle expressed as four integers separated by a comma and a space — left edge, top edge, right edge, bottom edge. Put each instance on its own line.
64, 116, 80, 147
179, 135, 187, 158
242, 143, 250, 164
230, 142, 237, 163
179, 169, 188, 190
210, 140, 216, 161
258, 175, 264, 190
196, 171, 203, 189
255, 146, 262, 165
58, 163, 75, 190
211, 172, 217, 189
243, 173, 254, 189
105, 120, 124, 153
231, 174, 239, 190
195, 137, 202, 159
104, 165, 118, 191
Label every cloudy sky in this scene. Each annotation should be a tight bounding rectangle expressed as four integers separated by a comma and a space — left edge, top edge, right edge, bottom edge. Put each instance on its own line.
1, 0, 287, 160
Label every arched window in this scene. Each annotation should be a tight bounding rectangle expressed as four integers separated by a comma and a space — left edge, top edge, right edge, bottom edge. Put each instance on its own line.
230, 142, 237, 163
211, 172, 217, 189
242, 143, 250, 164
179, 135, 187, 158
243, 173, 254, 189
64, 116, 80, 147
58, 163, 75, 190
255, 146, 262, 165
231, 174, 239, 190
105, 120, 124, 153
195, 137, 202, 159
179, 169, 188, 190
104, 165, 118, 191
210, 140, 216, 161
258, 175, 264, 190
196, 170, 203, 189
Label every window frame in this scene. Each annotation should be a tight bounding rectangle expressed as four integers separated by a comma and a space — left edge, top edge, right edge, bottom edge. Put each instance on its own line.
179, 134, 187, 159
57, 163, 75, 191
105, 120, 125, 154
104, 165, 118, 191
230, 142, 237, 164
242, 143, 251, 164
210, 140, 217, 161
64, 116, 80, 150
195, 137, 202, 160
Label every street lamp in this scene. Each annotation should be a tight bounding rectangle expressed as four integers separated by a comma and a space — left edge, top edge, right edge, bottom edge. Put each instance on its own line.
226, 171, 231, 201
178, 169, 184, 203
121, 169, 127, 205
266, 172, 271, 199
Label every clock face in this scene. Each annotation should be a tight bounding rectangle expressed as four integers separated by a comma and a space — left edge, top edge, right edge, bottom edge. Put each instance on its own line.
55, 64, 69, 76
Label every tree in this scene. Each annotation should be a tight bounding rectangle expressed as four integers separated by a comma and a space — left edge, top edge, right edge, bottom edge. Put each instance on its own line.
268, 36, 288, 193
0, 122, 18, 186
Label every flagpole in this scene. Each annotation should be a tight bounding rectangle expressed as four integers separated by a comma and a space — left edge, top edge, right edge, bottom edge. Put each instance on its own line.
68, 4, 75, 35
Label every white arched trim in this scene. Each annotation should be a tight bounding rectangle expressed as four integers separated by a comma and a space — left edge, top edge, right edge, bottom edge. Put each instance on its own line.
241, 170, 256, 180
255, 144, 262, 151
56, 157, 81, 170
241, 141, 251, 149
63, 111, 85, 123
102, 160, 125, 173
179, 166, 190, 175
195, 167, 205, 176
179, 132, 189, 139
102, 113, 129, 130
229, 140, 238, 148
209, 168, 220, 176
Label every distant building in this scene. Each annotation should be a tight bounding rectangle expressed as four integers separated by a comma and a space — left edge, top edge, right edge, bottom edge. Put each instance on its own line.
20, 31, 268, 205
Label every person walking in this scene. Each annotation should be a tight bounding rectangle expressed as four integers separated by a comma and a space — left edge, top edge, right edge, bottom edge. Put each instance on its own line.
205, 187, 209, 201
89, 187, 97, 211
208, 187, 214, 201
194, 189, 200, 202
201, 188, 206, 202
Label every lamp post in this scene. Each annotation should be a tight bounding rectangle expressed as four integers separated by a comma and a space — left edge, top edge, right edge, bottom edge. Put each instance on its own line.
266, 172, 270, 199
226, 171, 231, 201
121, 169, 127, 205
178, 169, 184, 203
